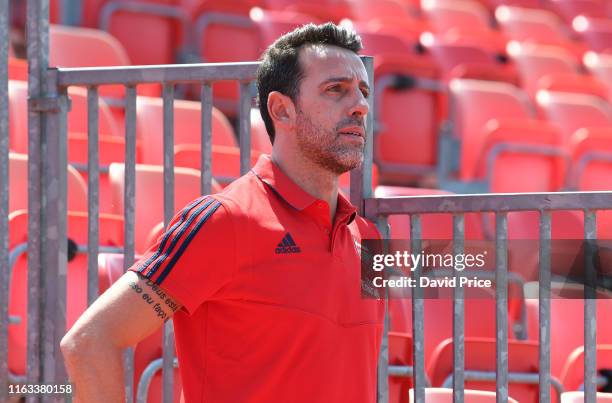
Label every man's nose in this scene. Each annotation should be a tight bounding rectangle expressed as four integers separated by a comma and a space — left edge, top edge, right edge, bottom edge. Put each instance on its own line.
349, 90, 369, 118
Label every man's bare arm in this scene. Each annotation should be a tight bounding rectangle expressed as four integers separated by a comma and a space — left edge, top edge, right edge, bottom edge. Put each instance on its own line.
60, 271, 182, 403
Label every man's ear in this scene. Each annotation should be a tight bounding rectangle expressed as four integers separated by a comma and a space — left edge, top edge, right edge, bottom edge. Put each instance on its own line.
267, 91, 296, 130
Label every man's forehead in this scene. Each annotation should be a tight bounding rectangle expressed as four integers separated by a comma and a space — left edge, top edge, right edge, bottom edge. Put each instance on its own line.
298, 44, 367, 82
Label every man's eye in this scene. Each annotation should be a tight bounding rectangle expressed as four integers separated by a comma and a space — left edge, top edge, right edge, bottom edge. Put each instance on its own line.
327, 85, 342, 93
361, 89, 370, 98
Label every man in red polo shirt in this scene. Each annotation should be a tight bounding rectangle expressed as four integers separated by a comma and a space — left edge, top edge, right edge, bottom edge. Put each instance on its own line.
61, 22, 384, 402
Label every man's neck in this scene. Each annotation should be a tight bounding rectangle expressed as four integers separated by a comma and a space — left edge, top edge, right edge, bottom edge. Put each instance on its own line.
271, 149, 339, 222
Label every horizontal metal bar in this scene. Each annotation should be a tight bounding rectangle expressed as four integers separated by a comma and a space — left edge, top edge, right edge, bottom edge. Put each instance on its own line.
56, 62, 259, 87
442, 370, 564, 397
366, 192, 612, 217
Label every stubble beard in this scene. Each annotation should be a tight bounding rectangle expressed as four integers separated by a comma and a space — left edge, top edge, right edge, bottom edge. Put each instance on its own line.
295, 110, 365, 175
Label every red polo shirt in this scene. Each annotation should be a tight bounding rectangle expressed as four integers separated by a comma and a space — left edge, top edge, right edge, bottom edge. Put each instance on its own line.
131, 155, 384, 403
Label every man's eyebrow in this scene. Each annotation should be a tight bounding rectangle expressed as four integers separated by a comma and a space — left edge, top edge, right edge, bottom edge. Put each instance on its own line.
320, 76, 370, 91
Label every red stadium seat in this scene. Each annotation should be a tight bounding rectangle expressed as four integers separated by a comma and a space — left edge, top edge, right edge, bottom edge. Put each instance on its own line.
272, 0, 352, 23
561, 345, 612, 391
9, 80, 122, 152
9, 152, 88, 214
537, 73, 609, 100
8, 57, 27, 81
174, 144, 260, 186
474, 119, 567, 192
428, 338, 550, 403
96, 1, 189, 65
8, 210, 123, 376
495, 5, 587, 58
10, 80, 125, 213
108, 162, 222, 253
420, 0, 492, 34
136, 96, 237, 165
252, 7, 319, 49
420, 34, 518, 83
250, 108, 273, 154
569, 127, 612, 191
506, 42, 580, 98
49, 24, 160, 100
448, 78, 534, 181
409, 388, 519, 403
536, 90, 612, 145
573, 16, 612, 53
373, 54, 442, 185
192, 1, 262, 116
561, 391, 612, 403
547, 0, 606, 24
346, 0, 414, 23
525, 286, 612, 381
357, 29, 416, 56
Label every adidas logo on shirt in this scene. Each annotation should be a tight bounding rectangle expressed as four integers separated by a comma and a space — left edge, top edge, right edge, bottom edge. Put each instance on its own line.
275, 232, 301, 254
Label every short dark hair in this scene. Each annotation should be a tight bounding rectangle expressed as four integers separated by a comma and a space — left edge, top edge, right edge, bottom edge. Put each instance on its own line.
256, 22, 362, 144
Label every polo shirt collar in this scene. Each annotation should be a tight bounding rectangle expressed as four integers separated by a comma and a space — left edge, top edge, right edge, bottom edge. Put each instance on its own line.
252, 155, 357, 224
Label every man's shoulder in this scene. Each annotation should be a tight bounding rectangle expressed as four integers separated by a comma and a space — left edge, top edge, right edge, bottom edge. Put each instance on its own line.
209, 171, 263, 218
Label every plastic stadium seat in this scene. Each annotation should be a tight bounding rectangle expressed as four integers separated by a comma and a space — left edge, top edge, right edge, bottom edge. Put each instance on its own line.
495, 5, 587, 57
108, 163, 222, 253
420, 0, 492, 34
192, 1, 262, 116
373, 54, 442, 185
250, 108, 272, 154
506, 42, 580, 98
561, 391, 612, 403
96, 0, 189, 65
536, 90, 612, 145
49, 24, 160, 99
8, 210, 124, 376
409, 388, 518, 403
525, 286, 612, 380
357, 30, 416, 56
558, 0, 608, 20
573, 16, 612, 53
474, 119, 567, 192
9, 80, 122, 152
252, 7, 319, 49
569, 127, 612, 191
136, 96, 237, 165
537, 73, 610, 100
428, 338, 548, 403
561, 345, 612, 391
271, 0, 353, 23
174, 144, 260, 186
346, 0, 415, 23
448, 79, 534, 181
477, 0, 543, 11
9, 152, 88, 214
567, 127, 612, 239
547, 0, 606, 24
10, 80, 125, 213
584, 52, 612, 98
420, 34, 518, 83
366, 14, 430, 47
8, 57, 27, 81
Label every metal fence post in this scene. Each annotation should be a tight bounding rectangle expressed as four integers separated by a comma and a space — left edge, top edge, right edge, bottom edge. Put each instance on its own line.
26, 0, 51, 400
